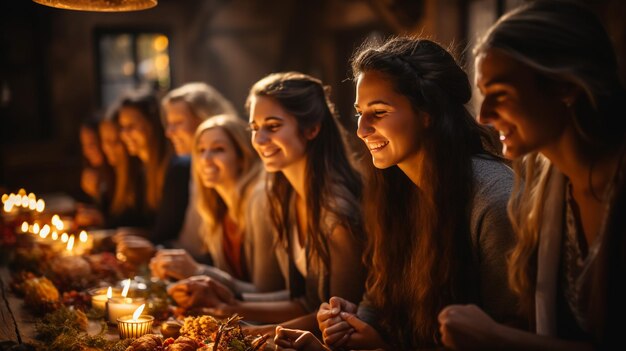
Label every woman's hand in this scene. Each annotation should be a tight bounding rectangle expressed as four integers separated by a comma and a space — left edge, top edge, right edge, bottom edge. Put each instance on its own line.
114, 234, 155, 266
150, 249, 200, 280
338, 312, 389, 350
166, 275, 236, 310
438, 304, 500, 350
274, 326, 330, 351
317, 296, 357, 348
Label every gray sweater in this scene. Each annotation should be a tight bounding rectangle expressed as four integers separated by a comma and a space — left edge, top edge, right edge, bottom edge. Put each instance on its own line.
358, 156, 522, 344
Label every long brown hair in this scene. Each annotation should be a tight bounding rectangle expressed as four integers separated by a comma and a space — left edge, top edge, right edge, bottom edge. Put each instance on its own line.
352, 37, 501, 348
119, 90, 170, 211
101, 108, 142, 216
246, 72, 363, 271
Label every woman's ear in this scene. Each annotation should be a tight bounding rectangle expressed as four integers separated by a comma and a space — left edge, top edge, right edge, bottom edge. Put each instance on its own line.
304, 123, 321, 140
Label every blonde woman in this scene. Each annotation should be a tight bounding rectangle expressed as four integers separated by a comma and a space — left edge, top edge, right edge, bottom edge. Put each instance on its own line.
159, 82, 239, 260
151, 115, 284, 296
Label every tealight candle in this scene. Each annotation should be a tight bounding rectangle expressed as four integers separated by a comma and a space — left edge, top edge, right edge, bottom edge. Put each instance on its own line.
106, 279, 143, 324
107, 297, 146, 324
117, 304, 154, 339
89, 286, 122, 312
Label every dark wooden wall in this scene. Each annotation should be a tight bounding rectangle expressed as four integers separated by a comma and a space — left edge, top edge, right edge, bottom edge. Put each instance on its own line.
0, 0, 623, 197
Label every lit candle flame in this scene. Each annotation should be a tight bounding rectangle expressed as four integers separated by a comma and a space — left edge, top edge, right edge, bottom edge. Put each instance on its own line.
36, 199, 45, 213
66, 235, 75, 251
32, 223, 40, 234
107, 286, 113, 299
40, 225, 50, 238
21, 196, 29, 208
79, 230, 88, 242
28, 198, 36, 210
132, 304, 145, 321
1, 194, 7, 203
21, 221, 29, 233
121, 279, 131, 298
61, 233, 68, 242
55, 220, 64, 231
51, 231, 58, 240
3, 202, 12, 213
52, 214, 60, 223
18, 188, 26, 196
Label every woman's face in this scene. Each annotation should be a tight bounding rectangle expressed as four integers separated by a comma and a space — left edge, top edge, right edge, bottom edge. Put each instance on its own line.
195, 127, 240, 189
164, 101, 201, 156
99, 121, 126, 166
355, 71, 425, 169
248, 95, 308, 173
118, 106, 152, 160
80, 126, 105, 167
475, 49, 570, 159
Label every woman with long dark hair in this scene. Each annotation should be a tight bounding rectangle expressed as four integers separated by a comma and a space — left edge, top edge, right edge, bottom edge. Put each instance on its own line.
168, 72, 366, 334
439, 2, 626, 350
312, 37, 523, 350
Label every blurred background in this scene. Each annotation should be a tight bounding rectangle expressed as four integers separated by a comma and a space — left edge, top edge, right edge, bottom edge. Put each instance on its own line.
1, 0, 624, 197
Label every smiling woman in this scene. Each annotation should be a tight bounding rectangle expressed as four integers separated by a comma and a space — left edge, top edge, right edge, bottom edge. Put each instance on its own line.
316, 37, 523, 350
167, 72, 369, 335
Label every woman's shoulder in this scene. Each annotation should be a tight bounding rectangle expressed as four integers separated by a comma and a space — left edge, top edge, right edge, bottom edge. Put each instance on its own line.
469, 156, 514, 230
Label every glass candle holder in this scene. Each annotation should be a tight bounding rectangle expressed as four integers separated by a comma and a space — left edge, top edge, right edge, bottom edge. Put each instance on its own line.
117, 315, 154, 339
88, 287, 122, 312
107, 297, 146, 324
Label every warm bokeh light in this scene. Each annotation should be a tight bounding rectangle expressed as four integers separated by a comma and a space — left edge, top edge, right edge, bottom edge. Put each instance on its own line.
153, 35, 168, 51
36, 199, 45, 212
40, 225, 51, 238
79, 230, 88, 242
66, 235, 75, 251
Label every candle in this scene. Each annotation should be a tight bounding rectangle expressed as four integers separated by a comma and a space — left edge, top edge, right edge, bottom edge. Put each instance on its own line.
107, 297, 146, 324
89, 286, 121, 311
36, 199, 45, 213
107, 279, 142, 324
116, 304, 154, 339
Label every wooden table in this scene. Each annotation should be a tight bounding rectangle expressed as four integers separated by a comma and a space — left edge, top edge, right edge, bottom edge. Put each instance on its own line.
0, 266, 141, 348
0, 266, 36, 346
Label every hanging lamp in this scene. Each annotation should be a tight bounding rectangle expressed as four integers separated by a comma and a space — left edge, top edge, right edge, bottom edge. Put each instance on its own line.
32, 0, 157, 12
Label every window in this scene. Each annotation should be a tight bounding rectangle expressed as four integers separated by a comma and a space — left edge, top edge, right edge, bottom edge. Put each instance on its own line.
96, 30, 172, 108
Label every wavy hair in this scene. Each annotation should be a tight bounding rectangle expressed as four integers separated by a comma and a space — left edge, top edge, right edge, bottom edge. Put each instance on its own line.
119, 90, 170, 211
352, 37, 501, 348
102, 107, 143, 217
246, 72, 364, 271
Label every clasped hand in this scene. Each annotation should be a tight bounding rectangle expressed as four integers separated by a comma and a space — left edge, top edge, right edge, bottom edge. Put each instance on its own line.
167, 275, 237, 318
316, 297, 388, 350
150, 249, 199, 280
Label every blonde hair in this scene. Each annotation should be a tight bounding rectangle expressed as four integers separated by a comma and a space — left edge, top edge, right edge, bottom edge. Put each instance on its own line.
191, 114, 262, 251
506, 153, 552, 316
162, 82, 238, 122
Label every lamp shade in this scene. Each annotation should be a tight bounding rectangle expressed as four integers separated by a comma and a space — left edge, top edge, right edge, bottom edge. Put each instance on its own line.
32, 0, 157, 12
